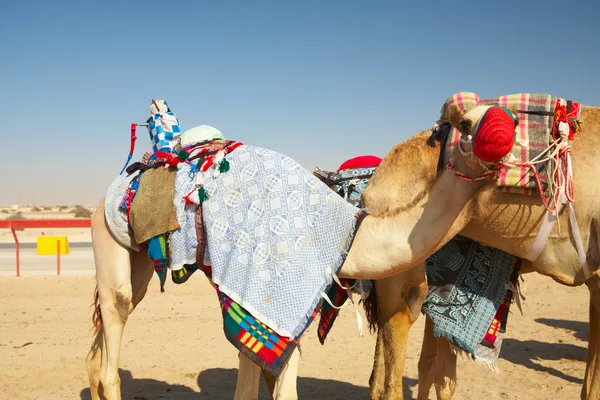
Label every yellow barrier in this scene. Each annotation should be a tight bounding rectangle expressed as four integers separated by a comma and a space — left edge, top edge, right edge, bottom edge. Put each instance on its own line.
37, 236, 70, 255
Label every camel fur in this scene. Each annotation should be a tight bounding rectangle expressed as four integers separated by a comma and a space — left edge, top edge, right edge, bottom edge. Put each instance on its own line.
362, 106, 600, 400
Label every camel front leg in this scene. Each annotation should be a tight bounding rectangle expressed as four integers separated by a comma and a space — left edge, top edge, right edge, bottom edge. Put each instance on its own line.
417, 317, 437, 400
262, 369, 277, 399
417, 317, 457, 400
369, 329, 386, 399
582, 278, 600, 399
371, 268, 427, 400
272, 347, 300, 400
235, 353, 261, 400
235, 347, 300, 400
433, 336, 457, 400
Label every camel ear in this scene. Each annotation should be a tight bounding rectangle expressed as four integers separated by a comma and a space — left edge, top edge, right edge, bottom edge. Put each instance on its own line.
446, 104, 466, 128
507, 104, 520, 127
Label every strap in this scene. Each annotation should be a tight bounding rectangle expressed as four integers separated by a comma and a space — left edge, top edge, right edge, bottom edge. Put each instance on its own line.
525, 153, 592, 280
119, 123, 139, 175
567, 202, 592, 280
195, 205, 207, 271
525, 171, 566, 262
517, 110, 554, 117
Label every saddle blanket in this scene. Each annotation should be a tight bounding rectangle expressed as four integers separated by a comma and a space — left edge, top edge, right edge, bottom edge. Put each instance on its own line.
440, 92, 558, 195
313, 165, 378, 208
423, 235, 521, 371
201, 145, 364, 338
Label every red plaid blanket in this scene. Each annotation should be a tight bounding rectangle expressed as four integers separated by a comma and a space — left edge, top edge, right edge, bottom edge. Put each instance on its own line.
439, 92, 581, 196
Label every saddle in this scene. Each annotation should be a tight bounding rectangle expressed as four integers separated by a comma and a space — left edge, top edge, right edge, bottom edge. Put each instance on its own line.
313, 166, 378, 207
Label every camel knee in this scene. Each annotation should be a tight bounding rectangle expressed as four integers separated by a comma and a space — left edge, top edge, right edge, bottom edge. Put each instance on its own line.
405, 282, 428, 323
114, 284, 134, 320
434, 378, 457, 400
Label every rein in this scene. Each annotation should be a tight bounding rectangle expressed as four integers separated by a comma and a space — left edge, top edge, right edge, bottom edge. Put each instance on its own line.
428, 118, 574, 213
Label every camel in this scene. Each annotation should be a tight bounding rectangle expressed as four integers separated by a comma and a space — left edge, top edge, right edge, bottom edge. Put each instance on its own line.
85, 103, 591, 399
362, 105, 600, 400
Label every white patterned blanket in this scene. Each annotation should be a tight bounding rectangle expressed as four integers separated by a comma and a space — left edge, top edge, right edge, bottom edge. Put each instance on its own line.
201, 145, 363, 338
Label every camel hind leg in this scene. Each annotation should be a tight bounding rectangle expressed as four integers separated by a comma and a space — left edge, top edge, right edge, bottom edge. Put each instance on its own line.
582, 276, 600, 399
86, 202, 153, 400
368, 266, 427, 399
417, 318, 457, 400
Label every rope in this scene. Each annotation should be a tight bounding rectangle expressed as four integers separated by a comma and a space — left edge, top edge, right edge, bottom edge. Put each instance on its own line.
446, 161, 499, 182
447, 134, 574, 212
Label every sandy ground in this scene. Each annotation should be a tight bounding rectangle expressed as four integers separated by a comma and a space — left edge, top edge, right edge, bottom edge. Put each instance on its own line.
0, 271, 590, 400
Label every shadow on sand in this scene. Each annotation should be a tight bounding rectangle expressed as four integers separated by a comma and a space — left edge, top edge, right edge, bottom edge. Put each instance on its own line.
501, 337, 586, 384
535, 318, 588, 342
81, 368, 418, 399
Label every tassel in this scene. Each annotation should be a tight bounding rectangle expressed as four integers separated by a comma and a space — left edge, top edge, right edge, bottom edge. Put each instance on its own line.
178, 149, 189, 161
198, 186, 210, 203
219, 158, 230, 173
183, 189, 199, 205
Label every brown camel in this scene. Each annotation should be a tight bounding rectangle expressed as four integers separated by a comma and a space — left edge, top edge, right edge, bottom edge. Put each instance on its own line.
362, 105, 600, 400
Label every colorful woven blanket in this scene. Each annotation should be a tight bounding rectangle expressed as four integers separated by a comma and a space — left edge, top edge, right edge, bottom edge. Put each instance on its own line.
214, 250, 363, 375
422, 235, 521, 371
440, 92, 559, 195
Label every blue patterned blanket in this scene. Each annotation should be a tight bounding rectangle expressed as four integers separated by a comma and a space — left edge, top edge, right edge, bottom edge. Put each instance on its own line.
423, 236, 520, 369
201, 145, 364, 338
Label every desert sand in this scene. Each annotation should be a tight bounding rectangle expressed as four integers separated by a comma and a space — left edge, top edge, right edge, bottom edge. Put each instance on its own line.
0, 270, 589, 400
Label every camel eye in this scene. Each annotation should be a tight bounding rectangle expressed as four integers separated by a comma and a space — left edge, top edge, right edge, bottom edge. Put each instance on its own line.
458, 119, 472, 135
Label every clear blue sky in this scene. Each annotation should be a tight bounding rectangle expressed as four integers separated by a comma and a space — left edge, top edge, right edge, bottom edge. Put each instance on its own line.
1, 0, 599, 205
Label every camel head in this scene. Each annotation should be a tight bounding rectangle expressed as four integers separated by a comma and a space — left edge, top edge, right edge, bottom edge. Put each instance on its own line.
445, 104, 519, 179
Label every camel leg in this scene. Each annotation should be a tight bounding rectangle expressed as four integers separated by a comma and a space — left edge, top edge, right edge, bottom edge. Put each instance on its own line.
234, 353, 261, 400
370, 268, 427, 400
86, 203, 153, 400
86, 322, 106, 400
417, 318, 457, 400
432, 337, 457, 400
262, 369, 277, 399
417, 318, 437, 400
582, 278, 600, 399
272, 347, 300, 400
369, 329, 386, 398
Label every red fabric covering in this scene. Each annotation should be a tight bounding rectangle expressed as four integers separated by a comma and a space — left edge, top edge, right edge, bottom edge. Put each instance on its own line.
337, 155, 382, 172
473, 107, 516, 162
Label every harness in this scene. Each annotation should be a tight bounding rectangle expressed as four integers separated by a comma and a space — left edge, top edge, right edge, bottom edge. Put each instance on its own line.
428, 103, 592, 281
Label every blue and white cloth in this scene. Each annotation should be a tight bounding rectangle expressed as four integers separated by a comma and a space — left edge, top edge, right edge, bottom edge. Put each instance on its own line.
201, 145, 362, 338
148, 100, 181, 153
104, 171, 139, 249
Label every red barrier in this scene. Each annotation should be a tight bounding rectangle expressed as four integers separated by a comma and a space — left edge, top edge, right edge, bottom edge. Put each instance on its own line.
0, 219, 91, 229
1, 219, 92, 277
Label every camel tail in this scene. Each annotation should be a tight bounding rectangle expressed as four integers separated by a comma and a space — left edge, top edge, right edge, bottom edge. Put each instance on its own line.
91, 284, 103, 335
361, 282, 379, 334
